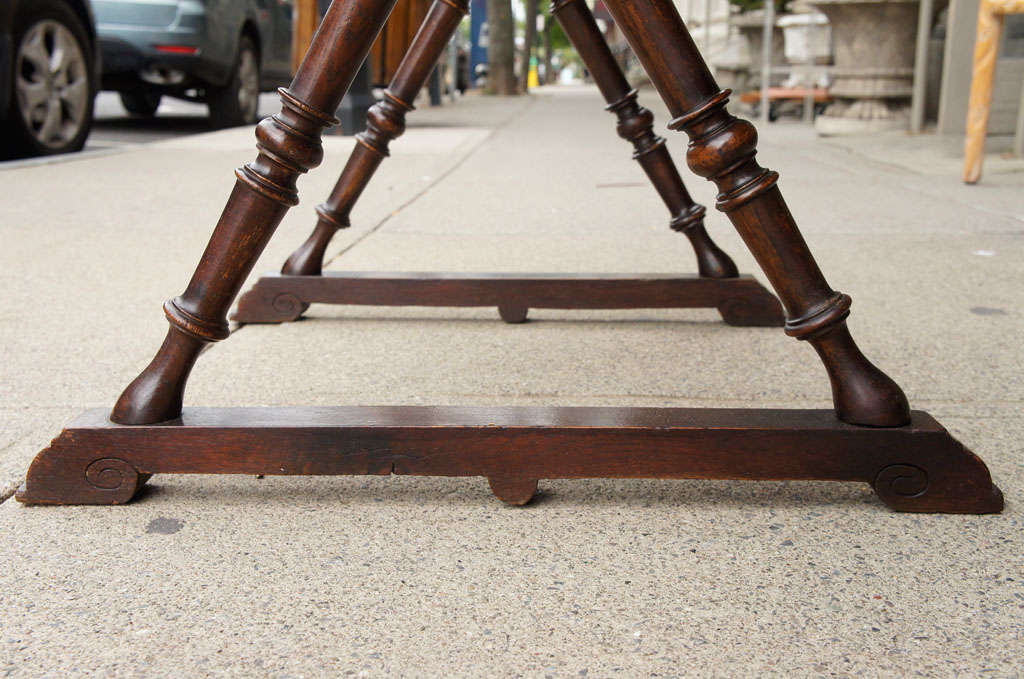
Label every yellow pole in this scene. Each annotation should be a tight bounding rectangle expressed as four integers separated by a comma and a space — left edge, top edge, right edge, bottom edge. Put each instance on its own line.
292, 0, 320, 75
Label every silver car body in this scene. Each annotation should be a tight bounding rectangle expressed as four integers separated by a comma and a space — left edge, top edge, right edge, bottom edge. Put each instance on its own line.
94, 0, 292, 94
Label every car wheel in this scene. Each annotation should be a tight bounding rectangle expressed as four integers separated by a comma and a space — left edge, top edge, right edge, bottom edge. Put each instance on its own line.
120, 92, 162, 117
4, 0, 96, 158
207, 35, 260, 129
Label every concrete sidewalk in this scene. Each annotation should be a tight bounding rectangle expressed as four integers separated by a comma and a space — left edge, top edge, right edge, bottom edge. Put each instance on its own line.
1, 86, 1021, 677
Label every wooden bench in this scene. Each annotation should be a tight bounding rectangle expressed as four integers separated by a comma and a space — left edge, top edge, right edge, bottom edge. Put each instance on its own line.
740, 87, 832, 121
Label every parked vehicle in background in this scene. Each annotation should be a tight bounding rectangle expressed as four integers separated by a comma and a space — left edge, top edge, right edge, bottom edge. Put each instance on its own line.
94, 0, 294, 128
1, 0, 99, 159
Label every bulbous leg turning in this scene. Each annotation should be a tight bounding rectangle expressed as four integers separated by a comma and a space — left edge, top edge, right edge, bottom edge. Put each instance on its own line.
602, 0, 910, 427
551, 0, 738, 279
112, 0, 401, 424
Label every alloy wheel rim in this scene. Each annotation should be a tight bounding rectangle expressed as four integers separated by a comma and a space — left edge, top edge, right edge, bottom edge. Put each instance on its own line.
237, 49, 259, 121
15, 19, 90, 148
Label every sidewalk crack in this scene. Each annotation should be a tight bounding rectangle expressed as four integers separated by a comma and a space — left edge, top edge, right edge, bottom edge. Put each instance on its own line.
0, 482, 17, 505
324, 96, 538, 267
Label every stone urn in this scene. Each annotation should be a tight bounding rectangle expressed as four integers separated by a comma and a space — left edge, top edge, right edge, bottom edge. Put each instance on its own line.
808, 0, 919, 135
733, 10, 788, 90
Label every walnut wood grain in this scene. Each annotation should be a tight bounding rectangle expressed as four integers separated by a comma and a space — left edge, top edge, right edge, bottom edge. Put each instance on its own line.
237, 0, 781, 334
232, 272, 784, 326
551, 0, 736, 279
17, 407, 1002, 513
111, 0, 400, 425
283, 0, 469, 277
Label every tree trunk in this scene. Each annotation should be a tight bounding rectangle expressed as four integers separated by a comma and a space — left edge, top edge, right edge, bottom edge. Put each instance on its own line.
543, 15, 553, 84
486, 0, 517, 94
519, 0, 538, 93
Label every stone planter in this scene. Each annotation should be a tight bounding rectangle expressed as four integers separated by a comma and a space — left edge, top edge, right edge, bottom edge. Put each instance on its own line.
808, 0, 919, 135
778, 13, 832, 66
734, 11, 788, 89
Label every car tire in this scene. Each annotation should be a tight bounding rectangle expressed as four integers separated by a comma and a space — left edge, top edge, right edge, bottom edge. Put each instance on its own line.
207, 35, 260, 129
3, 0, 96, 158
120, 92, 162, 117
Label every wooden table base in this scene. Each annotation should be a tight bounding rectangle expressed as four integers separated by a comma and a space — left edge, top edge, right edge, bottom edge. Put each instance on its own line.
19, 0, 1004, 515
16, 406, 1002, 513
232, 272, 785, 326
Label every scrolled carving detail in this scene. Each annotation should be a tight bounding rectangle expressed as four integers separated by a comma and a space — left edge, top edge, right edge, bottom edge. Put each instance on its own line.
85, 458, 140, 491
874, 464, 929, 499
272, 292, 307, 317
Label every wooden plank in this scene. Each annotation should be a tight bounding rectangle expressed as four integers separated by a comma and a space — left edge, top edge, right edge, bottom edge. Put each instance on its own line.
17, 407, 1002, 513
232, 272, 785, 326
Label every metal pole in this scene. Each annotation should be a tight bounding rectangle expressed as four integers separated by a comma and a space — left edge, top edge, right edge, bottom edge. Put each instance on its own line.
760, 0, 775, 124
704, 0, 712, 54
449, 34, 458, 102
725, 1, 732, 47
1014, 83, 1024, 156
910, 0, 934, 134
803, 66, 815, 123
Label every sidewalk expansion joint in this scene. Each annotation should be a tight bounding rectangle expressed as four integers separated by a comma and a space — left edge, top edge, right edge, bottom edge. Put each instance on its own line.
323, 95, 538, 268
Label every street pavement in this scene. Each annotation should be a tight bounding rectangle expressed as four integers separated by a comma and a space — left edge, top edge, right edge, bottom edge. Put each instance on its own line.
0, 86, 1022, 677
1, 92, 282, 169
88, 91, 284, 147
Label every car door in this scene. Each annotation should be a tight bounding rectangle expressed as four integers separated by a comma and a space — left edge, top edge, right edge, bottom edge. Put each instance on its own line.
254, 0, 292, 83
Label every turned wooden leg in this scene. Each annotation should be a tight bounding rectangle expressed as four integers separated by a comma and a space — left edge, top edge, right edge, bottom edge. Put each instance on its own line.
111, 0, 400, 425
235, 0, 779, 327
282, 0, 469, 277
551, 0, 737, 279
603, 0, 909, 427
963, 0, 1007, 184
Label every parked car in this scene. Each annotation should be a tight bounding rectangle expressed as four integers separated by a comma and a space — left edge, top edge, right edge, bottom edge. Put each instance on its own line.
94, 0, 294, 127
1, 0, 99, 159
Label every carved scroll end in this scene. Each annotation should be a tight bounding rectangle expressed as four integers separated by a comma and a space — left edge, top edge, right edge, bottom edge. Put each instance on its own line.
872, 433, 1003, 514
17, 433, 148, 505
233, 282, 309, 324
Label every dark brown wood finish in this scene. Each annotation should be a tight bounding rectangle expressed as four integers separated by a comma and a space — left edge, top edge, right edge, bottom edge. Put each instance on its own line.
17, 407, 1002, 513
20, 0, 1002, 513
110, 0, 400, 425
236, 0, 782, 326
601, 0, 910, 427
551, 0, 735, 279
233, 272, 783, 326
